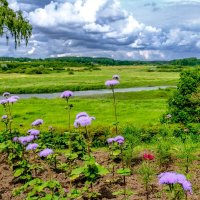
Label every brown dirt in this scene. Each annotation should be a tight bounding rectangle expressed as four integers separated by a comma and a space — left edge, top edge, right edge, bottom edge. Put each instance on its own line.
0, 151, 200, 200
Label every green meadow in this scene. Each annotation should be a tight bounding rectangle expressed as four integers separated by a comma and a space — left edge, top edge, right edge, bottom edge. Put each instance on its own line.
0, 66, 179, 94
0, 89, 174, 132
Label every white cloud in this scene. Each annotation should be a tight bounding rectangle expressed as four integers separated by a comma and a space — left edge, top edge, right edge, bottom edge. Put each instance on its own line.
27, 47, 36, 55
139, 50, 165, 60
7, 0, 20, 11
83, 23, 110, 33
2, 0, 200, 60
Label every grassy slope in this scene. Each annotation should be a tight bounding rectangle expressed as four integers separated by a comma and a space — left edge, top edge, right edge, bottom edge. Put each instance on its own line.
0, 66, 179, 93
0, 89, 174, 132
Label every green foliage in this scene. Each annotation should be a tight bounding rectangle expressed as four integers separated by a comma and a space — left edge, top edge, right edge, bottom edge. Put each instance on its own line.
13, 178, 65, 199
176, 141, 197, 173
0, 0, 32, 47
166, 68, 200, 123
70, 156, 108, 183
156, 139, 172, 168
138, 161, 155, 200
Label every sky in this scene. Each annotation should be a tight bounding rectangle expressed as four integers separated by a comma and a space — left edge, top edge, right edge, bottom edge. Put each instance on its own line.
1, 0, 200, 60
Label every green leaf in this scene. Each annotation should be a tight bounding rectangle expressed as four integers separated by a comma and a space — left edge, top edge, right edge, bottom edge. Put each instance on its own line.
97, 164, 109, 176
116, 168, 131, 176
14, 168, 24, 177
40, 194, 53, 200
113, 149, 121, 156
70, 167, 85, 180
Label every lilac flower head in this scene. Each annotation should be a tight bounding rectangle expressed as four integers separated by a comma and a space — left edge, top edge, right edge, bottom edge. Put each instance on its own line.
2, 115, 8, 119
182, 180, 192, 194
18, 135, 35, 145
105, 80, 119, 87
76, 112, 89, 119
0, 99, 8, 105
3, 92, 10, 98
107, 138, 115, 144
32, 119, 43, 126
74, 116, 94, 128
158, 172, 192, 193
60, 90, 73, 99
27, 129, 40, 136
39, 148, 53, 157
158, 172, 178, 184
112, 75, 120, 80
26, 143, 39, 151
114, 135, 125, 144
11, 95, 20, 100
176, 174, 187, 183
13, 137, 18, 142
8, 97, 18, 103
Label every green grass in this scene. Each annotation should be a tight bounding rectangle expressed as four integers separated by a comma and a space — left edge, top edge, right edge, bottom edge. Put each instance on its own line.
0, 89, 174, 132
0, 66, 179, 94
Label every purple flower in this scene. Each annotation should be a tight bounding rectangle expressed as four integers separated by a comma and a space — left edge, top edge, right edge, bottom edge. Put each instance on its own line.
0, 99, 8, 105
114, 136, 125, 144
105, 80, 119, 87
176, 174, 187, 183
112, 75, 120, 80
18, 135, 35, 145
158, 172, 178, 184
107, 138, 115, 144
11, 95, 20, 99
32, 119, 43, 126
74, 116, 95, 128
182, 180, 192, 194
8, 97, 18, 103
158, 172, 192, 193
13, 137, 18, 142
26, 143, 39, 151
76, 112, 89, 119
39, 148, 53, 157
60, 90, 73, 99
3, 92, 10, 97
27, 129, 40, 136
2, 115, 8, 119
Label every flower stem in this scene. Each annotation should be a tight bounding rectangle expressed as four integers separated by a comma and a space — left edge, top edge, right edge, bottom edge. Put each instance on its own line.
112, 88, 118, 134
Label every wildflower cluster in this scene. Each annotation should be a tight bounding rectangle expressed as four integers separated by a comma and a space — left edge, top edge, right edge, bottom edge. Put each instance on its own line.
107, 135, 125, 145
158, 172, 192, 194
0, 92, 20, 132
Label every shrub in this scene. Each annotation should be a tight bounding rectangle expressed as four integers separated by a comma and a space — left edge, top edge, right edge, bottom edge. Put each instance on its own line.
163, 68, 200, 124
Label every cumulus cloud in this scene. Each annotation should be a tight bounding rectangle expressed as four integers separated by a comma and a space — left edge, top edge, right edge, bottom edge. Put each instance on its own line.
7, 0, 20, 11
2, 0, 200, 60
27, 0, 166, 59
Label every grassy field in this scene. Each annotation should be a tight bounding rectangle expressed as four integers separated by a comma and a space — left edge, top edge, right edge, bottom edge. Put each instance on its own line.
0, 66, 179, 94
0, 89, 174, 132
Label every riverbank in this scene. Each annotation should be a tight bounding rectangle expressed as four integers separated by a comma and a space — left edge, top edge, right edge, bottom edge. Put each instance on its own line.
0, 66, 179, 94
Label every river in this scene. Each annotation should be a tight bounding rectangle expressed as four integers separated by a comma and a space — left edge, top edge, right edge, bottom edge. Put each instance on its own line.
0, 86, 176, 99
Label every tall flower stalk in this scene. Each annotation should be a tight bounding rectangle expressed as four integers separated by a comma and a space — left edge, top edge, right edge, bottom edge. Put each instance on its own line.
61, 90, 73, 188
105, 76, 119, 134
74, 112, 95, 157
60, 90, 73, 131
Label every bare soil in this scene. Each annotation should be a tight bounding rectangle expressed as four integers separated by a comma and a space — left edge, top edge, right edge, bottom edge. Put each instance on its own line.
0, 150, 200, 200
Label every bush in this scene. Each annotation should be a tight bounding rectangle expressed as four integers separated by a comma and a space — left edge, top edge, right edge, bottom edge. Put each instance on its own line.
163, 68, 200, 124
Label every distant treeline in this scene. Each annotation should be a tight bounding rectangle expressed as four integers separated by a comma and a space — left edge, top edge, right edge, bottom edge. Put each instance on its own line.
1, 56, 200, 66
0, 56, 199, 74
